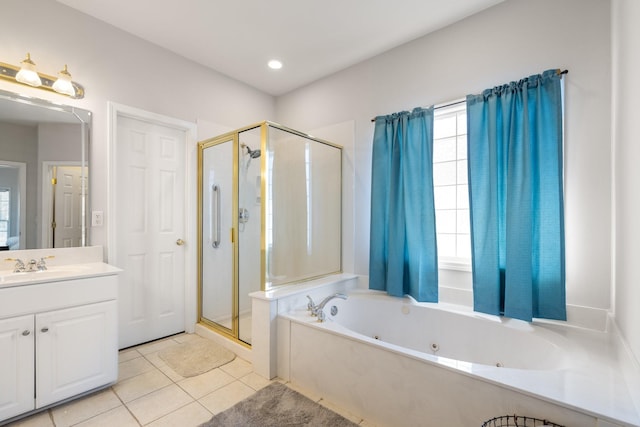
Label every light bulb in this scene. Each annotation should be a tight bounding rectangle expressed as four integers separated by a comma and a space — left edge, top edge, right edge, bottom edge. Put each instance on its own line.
15, 53, 42, 87
52, 64, 76, 97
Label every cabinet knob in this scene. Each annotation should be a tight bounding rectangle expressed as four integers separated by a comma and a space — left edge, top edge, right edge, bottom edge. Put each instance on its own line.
22, 330, 30, 336
41, 327, 49, 333
176, 238, 185, 246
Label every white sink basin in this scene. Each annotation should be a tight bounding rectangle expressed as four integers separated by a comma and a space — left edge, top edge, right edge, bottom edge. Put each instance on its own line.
0, 267, 84, 283
0, 263, 117, 287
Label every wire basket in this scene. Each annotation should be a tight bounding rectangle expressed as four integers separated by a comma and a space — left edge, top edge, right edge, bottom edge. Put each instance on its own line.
481, 415, 565, 427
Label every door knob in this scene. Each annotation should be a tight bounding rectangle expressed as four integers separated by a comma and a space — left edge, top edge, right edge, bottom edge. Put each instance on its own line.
176, 238, 185, 246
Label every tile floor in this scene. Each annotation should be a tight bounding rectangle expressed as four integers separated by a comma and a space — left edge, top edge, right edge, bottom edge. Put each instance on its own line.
5, 333, 373, 427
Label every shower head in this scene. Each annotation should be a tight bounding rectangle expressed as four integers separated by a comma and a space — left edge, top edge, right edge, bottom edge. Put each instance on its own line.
241, 143, 261, 159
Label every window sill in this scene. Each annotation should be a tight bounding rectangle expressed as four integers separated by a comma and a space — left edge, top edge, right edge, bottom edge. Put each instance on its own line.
438, 259, 472, 272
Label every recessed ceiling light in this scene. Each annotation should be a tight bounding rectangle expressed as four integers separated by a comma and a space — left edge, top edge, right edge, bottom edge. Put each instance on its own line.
268, 59, 283, 70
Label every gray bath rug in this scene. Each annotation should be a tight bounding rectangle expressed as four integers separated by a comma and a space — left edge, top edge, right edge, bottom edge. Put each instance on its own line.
158, 338, 235, 377
199, 382, 359, 427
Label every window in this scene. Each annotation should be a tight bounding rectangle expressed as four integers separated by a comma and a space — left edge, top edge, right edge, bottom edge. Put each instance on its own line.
0, 189, 9, 246
433, 102, 471, 269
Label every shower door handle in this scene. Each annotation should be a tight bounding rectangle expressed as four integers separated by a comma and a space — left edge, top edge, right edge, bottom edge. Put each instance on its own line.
211, 184, 221, 248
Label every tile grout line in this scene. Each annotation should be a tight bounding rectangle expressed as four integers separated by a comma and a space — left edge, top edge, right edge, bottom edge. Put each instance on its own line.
110, 384, 143, 427
46, 408, 56, 427
121, 340, 215, 426
116, 344, 184, 426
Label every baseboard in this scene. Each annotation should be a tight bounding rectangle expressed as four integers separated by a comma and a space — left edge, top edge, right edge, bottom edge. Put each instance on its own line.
609, 315, 640, 418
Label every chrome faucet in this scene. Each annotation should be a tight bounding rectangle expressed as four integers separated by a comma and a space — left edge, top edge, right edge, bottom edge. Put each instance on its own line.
306, 295, 317, 314
8, 258, 25, 273
310, 293, 347, 322
4, 257, 52, 273
36, 257, 49, 271
25, 259, 38, 272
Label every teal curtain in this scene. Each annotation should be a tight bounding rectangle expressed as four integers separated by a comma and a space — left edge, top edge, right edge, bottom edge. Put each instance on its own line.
369, 107, 438, 302
466, 69, 566, 322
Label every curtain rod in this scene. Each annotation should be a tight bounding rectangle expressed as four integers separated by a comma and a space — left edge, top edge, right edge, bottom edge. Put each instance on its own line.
370, 69, 568, 122
370, 100, 464, 123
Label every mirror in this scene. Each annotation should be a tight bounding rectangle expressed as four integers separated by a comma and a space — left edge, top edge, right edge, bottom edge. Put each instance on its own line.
0, 89, 90, 251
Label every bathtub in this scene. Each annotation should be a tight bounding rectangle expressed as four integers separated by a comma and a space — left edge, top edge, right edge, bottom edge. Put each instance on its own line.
279, 290, 639, 427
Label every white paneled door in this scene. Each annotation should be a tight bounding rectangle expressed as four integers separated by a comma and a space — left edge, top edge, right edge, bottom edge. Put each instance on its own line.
116, 115, 187, 349
53, 166, 87, 248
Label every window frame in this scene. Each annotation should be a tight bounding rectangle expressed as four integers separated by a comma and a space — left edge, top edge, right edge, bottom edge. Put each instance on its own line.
432, 101, 472, 272
0, 188, 10, 246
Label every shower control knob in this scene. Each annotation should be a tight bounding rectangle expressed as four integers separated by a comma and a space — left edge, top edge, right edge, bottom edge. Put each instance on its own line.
176, 239, 185, 246
238, 208, 250, 224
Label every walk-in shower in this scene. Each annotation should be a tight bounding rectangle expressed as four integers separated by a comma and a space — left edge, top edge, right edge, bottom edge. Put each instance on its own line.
197, 121, 342, 346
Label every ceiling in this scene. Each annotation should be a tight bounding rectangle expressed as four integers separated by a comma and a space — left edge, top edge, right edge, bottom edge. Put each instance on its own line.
56, 0, 503, 96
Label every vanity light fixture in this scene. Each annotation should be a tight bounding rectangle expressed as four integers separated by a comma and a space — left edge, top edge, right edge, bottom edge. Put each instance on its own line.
0, 53, 85, 99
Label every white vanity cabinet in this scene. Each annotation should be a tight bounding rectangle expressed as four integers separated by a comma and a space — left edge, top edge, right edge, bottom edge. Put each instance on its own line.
0, 269, 119, 423
0, 314, 35, 421
36, 300, 117, 408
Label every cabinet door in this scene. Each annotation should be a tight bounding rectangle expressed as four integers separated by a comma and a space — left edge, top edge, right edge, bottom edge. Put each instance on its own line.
36, 300, 117, 408
0, 315, 35, 422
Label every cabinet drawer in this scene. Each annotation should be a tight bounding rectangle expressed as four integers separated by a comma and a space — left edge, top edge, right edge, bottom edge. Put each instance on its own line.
0, 275, 118, 319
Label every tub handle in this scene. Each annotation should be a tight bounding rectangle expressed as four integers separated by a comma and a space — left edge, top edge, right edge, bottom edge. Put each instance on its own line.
306, 295, 316, 315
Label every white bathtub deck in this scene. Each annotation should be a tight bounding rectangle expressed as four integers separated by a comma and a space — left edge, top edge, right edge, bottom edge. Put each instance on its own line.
281, 302, 639, 426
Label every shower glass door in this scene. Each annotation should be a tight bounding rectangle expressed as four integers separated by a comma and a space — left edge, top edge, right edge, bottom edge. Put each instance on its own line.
199, 136, 236, 336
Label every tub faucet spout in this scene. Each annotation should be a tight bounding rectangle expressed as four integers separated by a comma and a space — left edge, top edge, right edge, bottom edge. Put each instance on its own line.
313, 293, 347, 322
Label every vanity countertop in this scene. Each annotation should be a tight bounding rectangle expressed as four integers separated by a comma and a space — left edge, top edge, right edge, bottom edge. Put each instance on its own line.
0, 262, 121, 288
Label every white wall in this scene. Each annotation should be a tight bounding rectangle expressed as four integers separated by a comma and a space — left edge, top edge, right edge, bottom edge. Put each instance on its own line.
37, 123, 82, 162
1, 0, 622, 338
612, 0, 640, 364
1, 0, 275, 250
277, 0, 613, 313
